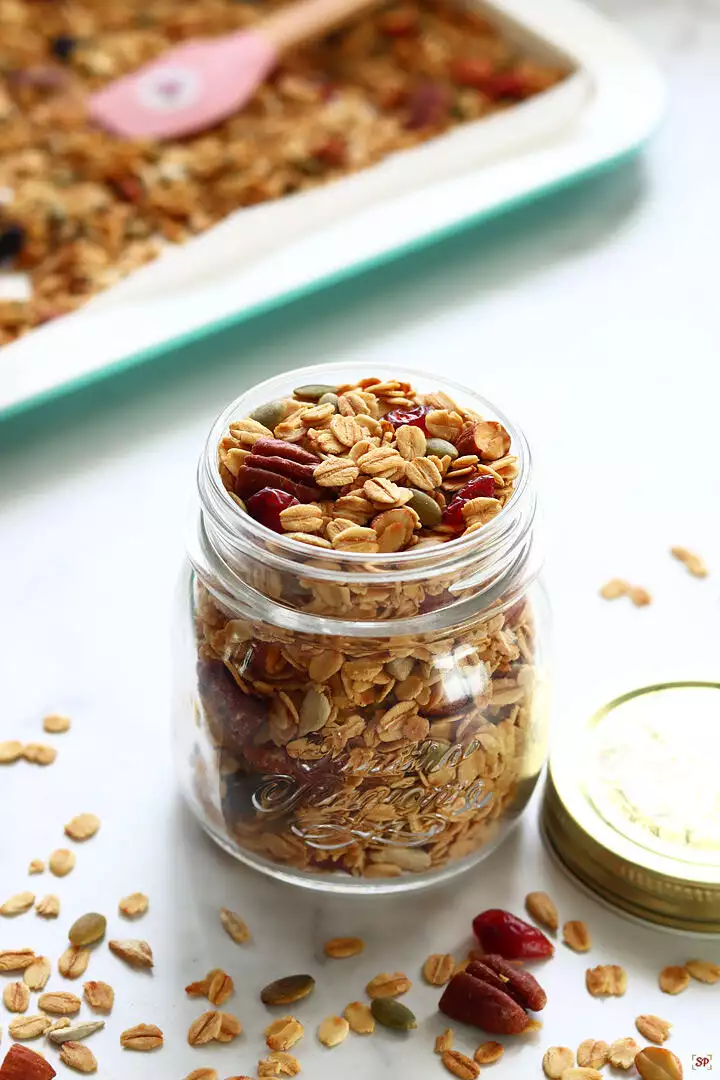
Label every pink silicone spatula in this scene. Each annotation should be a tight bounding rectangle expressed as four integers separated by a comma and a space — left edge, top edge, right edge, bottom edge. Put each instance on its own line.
89, 0, 382, 141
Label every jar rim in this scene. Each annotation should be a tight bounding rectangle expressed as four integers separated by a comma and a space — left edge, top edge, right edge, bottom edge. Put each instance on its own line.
200, 361, 532, 574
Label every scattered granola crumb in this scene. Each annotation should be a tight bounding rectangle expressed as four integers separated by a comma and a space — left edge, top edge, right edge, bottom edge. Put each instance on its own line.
686, 959, 720, 984
365, 972, 411, 998
435, 1029, 454, 1054
635, 1047, 683, 1080
119, 892, 149, 918
585, 965, 627, 997
58, 947, 90, 980
8, 1013, 51, 1040
187, 1012, 222, 1046
635, 1014, 671, 1044
323, 936, 364, 959
64, 814, 101, 842
43, 714, 71, 734
265, 1051, 301, 1076
0, 892, 36, 916
543, 1046, 575, 1078
522, 1019, 544, 1034
599, 578, 630, 600
219, 907, 251, 944
0, 740, 24, 764
317, 1015, 349, 1047
576, 1040, 609, 1069
28, 860, 45, 875
22, 743, 57, 766
474, 1041, 504, 1064
49, 849, 75, 877
343, 1002, 374, 1035
206, 970, 234, 1006
524, 891, 559, 932
59, 1041, 98, 1073
422, 953, 455, 986
562, 921, 592, 952
120, 1023, 164, 1050
185, 1071, 218, 1080
671, 545, 708, 578
442, 1049, 480, 1079
83, 981, 114, 1013
35, 894, 60, 918
215, 1012, 242, 1043
659, 965, 690, 995
24, 957, 51, 991
628, 585, 652, 607
3, 981, 30, 1012
608, 1037, 639, 1070
0, 949, 36, 972
108, 939, 153, 968
264, 1016, 304, 1052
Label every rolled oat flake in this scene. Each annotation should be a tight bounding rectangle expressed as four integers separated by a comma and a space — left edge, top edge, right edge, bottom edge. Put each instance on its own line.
543, 682, 720, 932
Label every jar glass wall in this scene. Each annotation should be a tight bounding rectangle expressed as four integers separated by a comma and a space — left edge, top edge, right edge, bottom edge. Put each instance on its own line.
174, 364, 551, 893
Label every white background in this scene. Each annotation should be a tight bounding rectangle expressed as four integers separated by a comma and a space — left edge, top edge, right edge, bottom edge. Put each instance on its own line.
1, 0, 718, 1075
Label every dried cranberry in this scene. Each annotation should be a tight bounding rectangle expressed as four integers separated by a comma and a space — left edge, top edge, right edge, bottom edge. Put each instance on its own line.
473, 909, 554, 960
405, 82, 450, 129
385, 404, 431, 430
441, 474, 496, 527
245, 488, 298, 533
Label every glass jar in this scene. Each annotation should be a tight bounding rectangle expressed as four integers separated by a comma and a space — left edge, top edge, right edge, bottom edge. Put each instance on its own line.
174, 363, 550, 893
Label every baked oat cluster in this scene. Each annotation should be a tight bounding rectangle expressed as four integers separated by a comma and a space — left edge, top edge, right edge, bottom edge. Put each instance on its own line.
218, 375, 519, 555
191, 376, 540, 880
0, 0, 564, 344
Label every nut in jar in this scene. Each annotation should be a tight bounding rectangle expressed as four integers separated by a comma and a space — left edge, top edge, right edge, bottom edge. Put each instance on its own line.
178, 366, 548, 891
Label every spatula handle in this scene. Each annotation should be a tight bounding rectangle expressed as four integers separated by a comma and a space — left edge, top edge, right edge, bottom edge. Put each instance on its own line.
261, 0, 383, 53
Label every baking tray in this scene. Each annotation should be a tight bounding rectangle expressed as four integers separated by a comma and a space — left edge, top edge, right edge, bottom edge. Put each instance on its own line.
0, 0, 664, 421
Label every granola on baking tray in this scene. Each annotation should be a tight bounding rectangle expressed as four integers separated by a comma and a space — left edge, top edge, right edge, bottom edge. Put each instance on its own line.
0, 0, 564, 344
190, 375, 544, 881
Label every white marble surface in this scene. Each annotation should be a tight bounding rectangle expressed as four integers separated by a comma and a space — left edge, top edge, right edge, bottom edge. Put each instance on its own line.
1, 0, 720, 1076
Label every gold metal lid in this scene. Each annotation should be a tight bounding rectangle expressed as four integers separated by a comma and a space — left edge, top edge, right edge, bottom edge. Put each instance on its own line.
542, 682, 720, 933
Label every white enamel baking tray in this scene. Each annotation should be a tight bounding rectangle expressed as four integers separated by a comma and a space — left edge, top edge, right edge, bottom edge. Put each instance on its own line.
0, 0, 665, 420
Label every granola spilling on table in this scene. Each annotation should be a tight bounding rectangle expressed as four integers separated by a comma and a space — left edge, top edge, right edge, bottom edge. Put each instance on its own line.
0, 0, 565, 344
192, 375, 542, 880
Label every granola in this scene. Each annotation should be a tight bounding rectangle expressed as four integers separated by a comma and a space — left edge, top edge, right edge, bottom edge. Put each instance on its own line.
190, 375, 543, 883
0, 2, 564, 345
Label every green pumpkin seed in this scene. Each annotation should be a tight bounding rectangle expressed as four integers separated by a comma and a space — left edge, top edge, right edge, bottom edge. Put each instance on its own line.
425, 437, 459, 461
260, 973, 315, 1006
318, 392, 340, 410
407, 488, 442, 527
370, 996, 417, 1031
293, 384, 337, 402
68, 912, 106, 947
249, 399, 286, 431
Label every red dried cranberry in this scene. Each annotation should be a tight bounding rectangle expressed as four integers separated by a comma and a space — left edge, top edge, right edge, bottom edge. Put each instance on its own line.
473, 909, 554, 960
245, 488, 298, 533
405, 82, 450, 129
442, 474, 496, 527
385, 404, 431, 430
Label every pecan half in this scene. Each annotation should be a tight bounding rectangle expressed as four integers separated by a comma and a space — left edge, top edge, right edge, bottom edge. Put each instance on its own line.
439, 972, 529, 1034
469, 956, 547, 1011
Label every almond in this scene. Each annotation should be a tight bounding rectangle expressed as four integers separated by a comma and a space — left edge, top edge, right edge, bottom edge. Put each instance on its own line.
525, 891, 559, 932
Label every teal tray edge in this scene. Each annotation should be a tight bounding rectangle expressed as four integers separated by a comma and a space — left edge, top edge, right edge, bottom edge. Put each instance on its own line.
0, 141, 647, 425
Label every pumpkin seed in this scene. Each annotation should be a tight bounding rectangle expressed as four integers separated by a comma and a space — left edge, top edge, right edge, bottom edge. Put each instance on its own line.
47, 1019, 105, 1044
293, 384, 337, 402
69, 913, 106, 947
261, 974, 315, 1006
407, 488, 442, 527
318, 392, 340, 409
370, 996, 417, 1031
425, 438, 459, 460
250, 400, 287, 431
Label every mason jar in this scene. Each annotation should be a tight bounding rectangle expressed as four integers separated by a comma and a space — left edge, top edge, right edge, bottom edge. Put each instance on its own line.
174, 363, 549, 893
